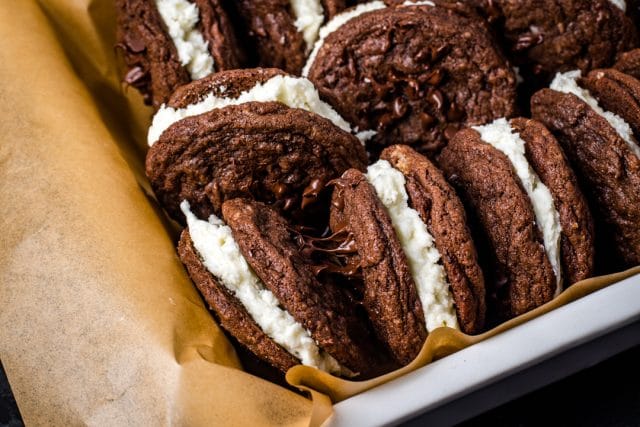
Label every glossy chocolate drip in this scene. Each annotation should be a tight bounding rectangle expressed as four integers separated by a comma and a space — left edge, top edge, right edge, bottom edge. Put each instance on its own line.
301, 178, 324, 210
293, 178, 363, 280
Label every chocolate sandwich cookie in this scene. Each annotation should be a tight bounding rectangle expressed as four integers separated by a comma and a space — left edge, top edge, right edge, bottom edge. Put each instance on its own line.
226, 0, 348, 74
178, 198, 381, 376
614, 49, 640, 80
472, 0, 638, 88
146, 69, 367, 224
580, 68, 640, 140
303, 1, 517, 155
438, 118, 594, 321
531, 70, 640, 267
379, 145, 485, 334
115, 0, 243, 108
147, 102, 366, 224
326, 149, 486, 365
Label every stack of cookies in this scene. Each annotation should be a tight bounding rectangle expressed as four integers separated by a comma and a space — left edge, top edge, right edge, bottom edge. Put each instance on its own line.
117, 0, 640, 378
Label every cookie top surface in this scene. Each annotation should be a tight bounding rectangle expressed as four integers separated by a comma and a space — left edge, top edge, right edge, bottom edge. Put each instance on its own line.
380, 144, 486, 334
147, 68, 357, 146
146, 101, 367, 224
531, 87, 640, 267
479, 0, 638, 85
305, 3, 517, 154
166, 68, 286, 110
438, 127, 556, 320
330, 168, 427, 365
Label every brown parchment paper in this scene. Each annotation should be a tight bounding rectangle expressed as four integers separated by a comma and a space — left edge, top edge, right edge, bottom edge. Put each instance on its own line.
0, 1, 638, 426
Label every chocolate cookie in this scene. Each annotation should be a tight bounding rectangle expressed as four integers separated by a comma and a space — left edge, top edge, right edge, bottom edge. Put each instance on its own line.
615, 49, 640, 80
326, 152, 486, 364
330, 168, 427, 365
438, 118, 594, 321
580, 68, 640, 139
304, 2, 517, 155
147, 101, 366, 224
379, 145, 486, 334
472, 0, 638, 87
178, 198, 381, 376
226, 0, 348, 74
531, 70, 640, 267
509, 118, 595, 285
163, 67, 285, 110
115, 0, 243, 108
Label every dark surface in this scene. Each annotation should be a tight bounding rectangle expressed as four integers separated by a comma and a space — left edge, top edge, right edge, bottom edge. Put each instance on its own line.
1, 346, 640, 425
458, 344, 640, 427
0, 362, 23, 427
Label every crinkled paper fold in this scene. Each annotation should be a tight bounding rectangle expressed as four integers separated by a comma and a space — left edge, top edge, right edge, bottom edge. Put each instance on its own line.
0, 1, 638, 426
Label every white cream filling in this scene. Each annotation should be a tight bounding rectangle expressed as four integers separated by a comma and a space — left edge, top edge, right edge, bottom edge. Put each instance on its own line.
181, 200, 346, 374
366, 160, 459, 331
148, 75, 355, 146
155, 0, 215, 80
473, 118, 563, 296
402, 0, 435, 6
608, 0, 626, 11
290, 0, 325, 52
550, 70, 640, 159
302, 1, 386, 77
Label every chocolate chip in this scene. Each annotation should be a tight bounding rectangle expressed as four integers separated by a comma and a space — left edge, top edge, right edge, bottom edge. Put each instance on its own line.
425, 69, 444, 86
377, 112, 395, 131
429, 89, 444, 111
446, 102, 465, 121
392, 97, 408, 119
514, 33, 543, 51
283, 197, 296, 211
419, 112, 436, 129
124, 66, 146, 85
430, 45, 447, 62
125, 33, 146, 53
273, 183, 287, 197
444, 124, 458, 140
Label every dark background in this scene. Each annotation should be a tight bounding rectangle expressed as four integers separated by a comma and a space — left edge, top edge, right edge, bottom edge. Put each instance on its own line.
1, 346, 639, 426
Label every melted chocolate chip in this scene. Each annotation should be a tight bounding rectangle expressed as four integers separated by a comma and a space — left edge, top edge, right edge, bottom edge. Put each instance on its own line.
294, 224, 362, 279
301, 178, 324, 210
